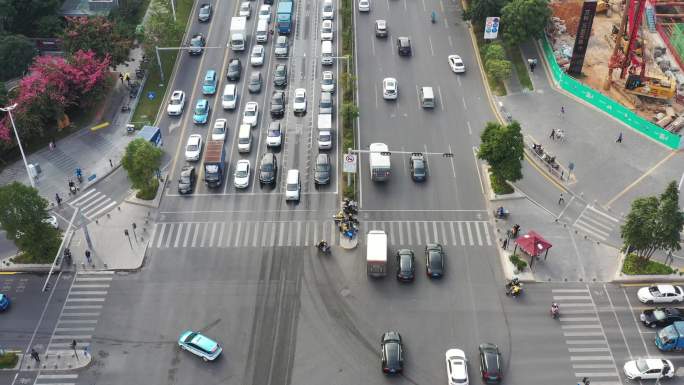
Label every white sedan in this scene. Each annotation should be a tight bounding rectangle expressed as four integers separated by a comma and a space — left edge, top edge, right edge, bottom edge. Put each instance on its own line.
293, 88, 307, 114
382, 77, 398, 100
320, 20, 333, 41
358, 0, 370, 12
211, 119, 227, 141
624, 358, 675, 380
184, 134, 203, 161
446, 349, 469, 385
638, 285, 684, 304
448, 54, 466, 73
251, 45, 265, 66
239, 2, 251, 18
234, 160, 251, 189
167, 90, 185, 116
258, 4, 271, 23
242, 102, 259, 127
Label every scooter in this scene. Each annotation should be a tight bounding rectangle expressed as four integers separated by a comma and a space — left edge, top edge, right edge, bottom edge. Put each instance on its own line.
550, 307, 560, 319
431, 11, 436, 23
316, 242, 331, 255
121, 104, 131, 112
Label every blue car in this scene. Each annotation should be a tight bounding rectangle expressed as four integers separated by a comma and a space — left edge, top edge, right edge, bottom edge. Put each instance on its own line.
202, 70, 218, 95
178, 330, 222, 361
0, 294, 10, 311
193, 99, 210, 124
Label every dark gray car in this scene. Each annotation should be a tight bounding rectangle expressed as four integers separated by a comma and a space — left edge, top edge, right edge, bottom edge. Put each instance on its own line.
319, 91, 333, 114
314, 153, 331, 185
189, 34, 205, 55
248, 71, 262, 93
270, 90, 286, 118
273, 64, 288, 87
275, 36, 289, 58
178, 166, 196, 194
259, 153, 278, 185
198, 3, 212, 21
226, 59, 241, 81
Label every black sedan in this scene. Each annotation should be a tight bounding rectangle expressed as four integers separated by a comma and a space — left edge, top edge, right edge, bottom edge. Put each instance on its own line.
425, 243, 444, 278
641, 308, 684, 328
226, 59, 242, 81
381, 331, 403, 374
270, 90, 286, 118
178, 166, 196, 194
395, 249, 415, 282
479, 343, 502, 383
314, 153, 331, 185
188, 34, 205, 55
259, 153, 278, 186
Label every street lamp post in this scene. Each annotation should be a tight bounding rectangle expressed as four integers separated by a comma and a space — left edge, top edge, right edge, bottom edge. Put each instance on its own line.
0, 103, 35, 188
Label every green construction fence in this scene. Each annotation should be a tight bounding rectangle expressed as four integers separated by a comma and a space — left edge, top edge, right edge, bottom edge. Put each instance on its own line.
540, 37, 681, 149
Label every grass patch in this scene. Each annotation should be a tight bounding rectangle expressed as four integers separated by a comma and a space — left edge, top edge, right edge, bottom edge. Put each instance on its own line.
505, 45, 533, 91
622, 253, 675, 275
130, 0, 194, 129
340, 0, 357, 201
0, 352, 18, 369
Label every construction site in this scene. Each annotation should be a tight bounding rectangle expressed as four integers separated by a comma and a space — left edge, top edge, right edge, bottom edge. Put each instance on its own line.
547, 0, 684, 132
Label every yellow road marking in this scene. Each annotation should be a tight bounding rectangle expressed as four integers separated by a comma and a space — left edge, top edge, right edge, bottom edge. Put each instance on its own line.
0, 272, 20, 275
606, 150, 678, 208
90, 122, 109, 131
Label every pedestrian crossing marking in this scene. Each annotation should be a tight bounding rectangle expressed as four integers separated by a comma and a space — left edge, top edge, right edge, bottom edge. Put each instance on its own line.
149, 220, 495, 249
68, 189, 117, 220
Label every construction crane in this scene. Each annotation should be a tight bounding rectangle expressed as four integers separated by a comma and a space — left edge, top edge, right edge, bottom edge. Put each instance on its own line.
605, 0, 675, 100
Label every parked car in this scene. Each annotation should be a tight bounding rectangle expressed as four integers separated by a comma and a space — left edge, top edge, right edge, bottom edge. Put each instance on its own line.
178, 330, 222, 361
478, 343, 502, 383
178, 166, 196, 194
167, 90, 186, 116
624, 359, 675, 380
381, 331, 403, 374
198, 3, 212, 22
193, 99, 210, 124
396, 249, 415, 282
226, 58, 242, 81
641, 308, 684, 327
638, 285, 684, 304
259, 152, 278, 186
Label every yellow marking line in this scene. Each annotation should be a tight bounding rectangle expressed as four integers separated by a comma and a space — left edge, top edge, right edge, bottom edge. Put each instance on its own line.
606, 150, 678, 208
0, 272, 20, 275
90, 122, 109, 131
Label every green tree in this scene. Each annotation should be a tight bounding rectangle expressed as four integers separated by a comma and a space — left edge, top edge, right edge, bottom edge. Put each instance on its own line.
34, 14, 64, 36
477, 121, 524, 194
122, 138, 163, 198
0, 34, 38, 81
463, 0, 509, 26
341, 102, 359, 123
486, 59, 513, 83
621, 181, 684, 262
483, 42, 506, 63
62, 16, 130, 67
0, 182, 61, 263
501, 0, 552, 46
141, 0, 184, 59
0, 0, 63, 36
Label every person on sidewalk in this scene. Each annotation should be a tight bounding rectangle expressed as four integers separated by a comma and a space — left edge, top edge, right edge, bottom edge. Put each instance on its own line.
85, 250, 92, 265
549, 128, 556, 140
616, 132, 623, 143
55, 193, 62, 206
502, 238, 509, 249
560, 106, 565, 118
124, 72, 131, 86
30, 348, 40, 363
118, 73, 124, 84
558, 192, 565, 205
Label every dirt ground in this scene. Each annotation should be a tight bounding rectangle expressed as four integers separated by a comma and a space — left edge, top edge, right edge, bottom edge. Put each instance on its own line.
548, 0, 682, 119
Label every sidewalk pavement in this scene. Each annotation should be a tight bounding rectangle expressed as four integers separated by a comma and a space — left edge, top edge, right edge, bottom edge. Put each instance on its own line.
0, 46, 147, 208
499, 40, 684, 218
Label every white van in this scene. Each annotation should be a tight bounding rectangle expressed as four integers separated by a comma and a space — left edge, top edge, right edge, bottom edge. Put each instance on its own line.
221, 84, 238, 110
321, 41, 334, 66
419, 86, 435, 108
237, 124, 252, 153
366, 230, 388, 277
285, 169, 300, 201
255, 19, 269, 43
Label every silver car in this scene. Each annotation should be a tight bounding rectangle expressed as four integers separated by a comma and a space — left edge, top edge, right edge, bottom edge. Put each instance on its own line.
275, 36, 289, 58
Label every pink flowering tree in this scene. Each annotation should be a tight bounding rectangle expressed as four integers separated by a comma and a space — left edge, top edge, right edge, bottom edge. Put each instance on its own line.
63, 16, 129, 66
0, 50, 111, 141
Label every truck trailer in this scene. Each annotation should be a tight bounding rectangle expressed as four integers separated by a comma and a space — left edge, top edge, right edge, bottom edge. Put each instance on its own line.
369, 142, 391, 181
366, 230, 388, 277
229, 16, 247, 51
203, 141, 225, 188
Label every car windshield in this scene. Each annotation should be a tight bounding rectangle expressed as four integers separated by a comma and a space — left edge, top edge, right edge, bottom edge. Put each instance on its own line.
652, 309, 667, 320
195, 105, 206, 114
324, 4, 332, 11
287, 183, 298, 191
635, 359, 649, 373
246, 109, 255, 116
277, 39, 286, 47
276, 67, 285, 76
213, 126, 225, 134
180, 175, 190, 183
295, 96, 304, 103
171, 97, 182, 104
323, 77, 332, 84
316, 164, 328, 171
268, 129, 280, 137
223, 94, 234, 101
186, 144, 198, 151
484, 352, 499, 373
414, 162, 425, 175
320, 134, 331, 141
192, 38, 201, 46
650, 286, 662, 295
261, 163, 273, 172
204, 78, 213, 86
236, 170, 248, 178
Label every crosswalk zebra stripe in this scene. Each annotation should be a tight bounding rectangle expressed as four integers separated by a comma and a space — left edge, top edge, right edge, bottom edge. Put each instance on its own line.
475, 223, 483, 246
156, 223, 165, 248
457, 222, 465, 246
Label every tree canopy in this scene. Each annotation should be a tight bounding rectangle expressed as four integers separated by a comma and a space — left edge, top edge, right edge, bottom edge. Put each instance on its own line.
478, 121, 524, 193
0, 34, 38, 81
0, 182, 61, 263
463, 0, 510, 25
141, 0, 184, 59
501, 0, 552, 46
0, 0, 63, 37
122, 138, 163, 195
621, 181, 684, 261
63, 16, 131, 67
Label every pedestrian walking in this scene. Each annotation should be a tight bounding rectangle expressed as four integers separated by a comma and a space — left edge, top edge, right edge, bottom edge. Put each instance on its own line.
558, 192, 565, 205
502, 238, 509, 250
109, 159, 113, 168
48, 141, 54, 151
124, 72, 131, 86
85, 250, 91, 265
616, 132, 623, 143
506, 229, 512, 239
560, 106, 565, 118
549, 128, 556, 140
118, 72, 124, 84
55, 193, 62, 206
30, 348, 40, 363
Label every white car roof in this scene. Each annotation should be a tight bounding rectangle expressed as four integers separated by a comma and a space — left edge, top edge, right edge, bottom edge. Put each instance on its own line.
253, 45, 264, 53
236, 160, 249, 169
260, 4, 270, 11
246, 102, 257, 110
188, 134, 201, 144
322, 20, 332, 27
657, 285, 678, 294
172, 90, 184, 99
214, 119, 226, 127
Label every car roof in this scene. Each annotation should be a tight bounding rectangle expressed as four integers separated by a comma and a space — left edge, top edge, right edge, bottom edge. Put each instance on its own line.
250, 71, 261, 79
323, 70, 333, 77
277, 35, 287, 42
639, 359, 666, 370
172, 90, 184, 97
656, 285, 678, 294
190, 332, 218, 351
376, 19, 386, 27
214, 118, 226, 125
188, 134, 201, 143
237, 159, 249, 168
316, 153, 330, 163
181, 165, 194, 173
246, 101, 257, 109
262, 152, 274, 161
269, 121, 281, 130
254, 45, 264, 52
323, 19, 332, 26
196, 99, 207, 106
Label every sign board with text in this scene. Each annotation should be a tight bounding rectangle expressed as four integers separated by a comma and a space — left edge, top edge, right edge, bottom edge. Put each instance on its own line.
484, 17, 500, 39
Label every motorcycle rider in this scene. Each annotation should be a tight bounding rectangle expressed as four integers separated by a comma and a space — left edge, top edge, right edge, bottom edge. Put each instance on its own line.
496, 206, 505, 218
317, 240, 329, 252
551, 302, 560, 317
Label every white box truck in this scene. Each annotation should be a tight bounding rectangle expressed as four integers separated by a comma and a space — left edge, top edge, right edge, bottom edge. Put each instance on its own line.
317, 114, 332, 149
369, 142, 391, 181
230, 16, 247, 51
366, 230, 387, 277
